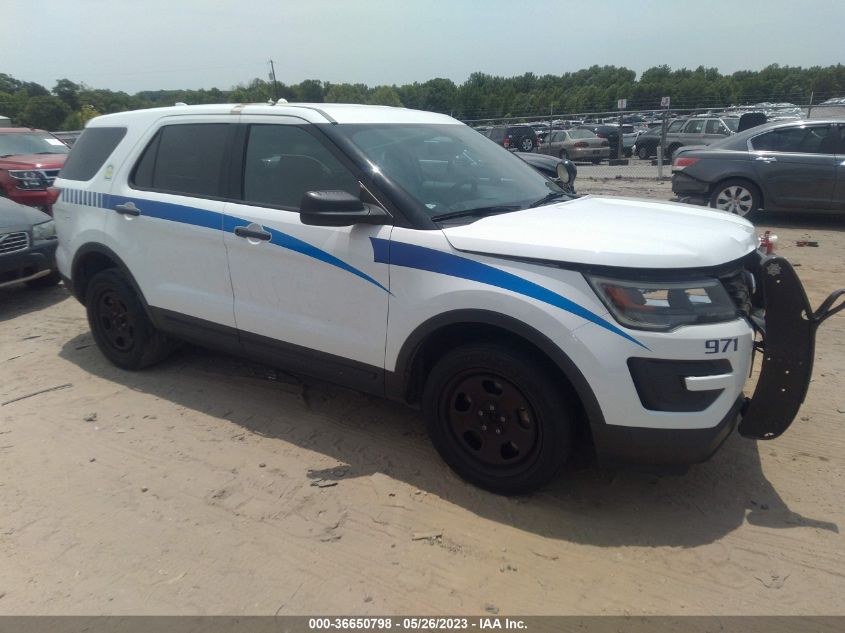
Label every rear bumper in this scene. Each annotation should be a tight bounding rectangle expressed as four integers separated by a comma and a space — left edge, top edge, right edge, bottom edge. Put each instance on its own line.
0, 239, 57, 287
671, 172, 710, 197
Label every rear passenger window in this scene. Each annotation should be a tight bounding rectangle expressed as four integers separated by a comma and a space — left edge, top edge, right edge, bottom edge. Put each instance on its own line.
241, 125, 359, 209
751, 126, 832, 154
131, 123, 230, 197
60, 127, 127, 181
684, 120, 705, 134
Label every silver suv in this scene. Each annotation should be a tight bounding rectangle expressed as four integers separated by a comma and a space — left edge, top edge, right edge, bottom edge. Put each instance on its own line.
664, 116, 739, 159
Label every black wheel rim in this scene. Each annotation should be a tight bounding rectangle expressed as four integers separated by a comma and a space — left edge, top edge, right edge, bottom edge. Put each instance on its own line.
96, 290, 136, 352
441, 371, 540, 470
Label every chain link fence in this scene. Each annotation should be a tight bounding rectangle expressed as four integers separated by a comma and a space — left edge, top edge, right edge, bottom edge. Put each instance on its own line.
463, 101, 845, 181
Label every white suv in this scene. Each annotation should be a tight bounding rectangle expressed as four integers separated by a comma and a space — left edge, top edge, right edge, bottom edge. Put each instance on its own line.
53, 103, 842, 494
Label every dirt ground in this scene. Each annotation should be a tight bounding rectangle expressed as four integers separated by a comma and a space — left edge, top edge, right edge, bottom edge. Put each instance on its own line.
1, 182, 844, 616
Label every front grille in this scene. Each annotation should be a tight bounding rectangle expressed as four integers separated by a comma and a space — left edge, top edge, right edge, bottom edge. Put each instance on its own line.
722, 270, 753, 316
42, 169, 60, 185
0, 231, 29, 255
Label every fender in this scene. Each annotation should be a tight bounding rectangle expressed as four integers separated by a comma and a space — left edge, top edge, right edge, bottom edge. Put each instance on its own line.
69, 243, 159, 325
386, 308, 607, 434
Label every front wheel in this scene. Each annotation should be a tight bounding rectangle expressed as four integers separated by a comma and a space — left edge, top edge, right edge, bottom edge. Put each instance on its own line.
422, 344, 574, 495
85, 269, 173, 370
709, 179, 761, 217
637, 145, 650, 160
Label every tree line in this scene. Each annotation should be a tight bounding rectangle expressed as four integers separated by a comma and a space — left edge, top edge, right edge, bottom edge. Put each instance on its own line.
2, 63, 844, 131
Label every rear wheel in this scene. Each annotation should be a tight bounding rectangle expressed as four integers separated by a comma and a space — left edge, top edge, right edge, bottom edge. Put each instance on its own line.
519, 137, 535, 152
709, 179, 761, 217
85, 269, 173, 370
558, 149, 568, 159
422, 343, 574, 495
637, 145, 650, 160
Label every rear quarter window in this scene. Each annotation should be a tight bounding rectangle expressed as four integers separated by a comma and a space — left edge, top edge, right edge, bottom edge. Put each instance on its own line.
59, 127, 127, 181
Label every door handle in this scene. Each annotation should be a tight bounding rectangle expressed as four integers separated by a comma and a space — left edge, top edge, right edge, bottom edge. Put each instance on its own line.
114, 202, 141, 216
234, 225, 272, 241
755, 156, 777, 163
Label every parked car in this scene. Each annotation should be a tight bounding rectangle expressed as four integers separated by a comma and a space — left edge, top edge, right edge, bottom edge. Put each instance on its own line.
672, 119, 844, 216
514, 151, 577, 192
621, 125, 646, 157
0, 128, 69, 213
52, 130, 83, 147
0, 196, 60, 288
485, 125, 540, 152
631, 126, 663, 159
53, 104, 842, 494
538, 129, 609, 162
663, 116, 739, 159
573, 124, 622, 157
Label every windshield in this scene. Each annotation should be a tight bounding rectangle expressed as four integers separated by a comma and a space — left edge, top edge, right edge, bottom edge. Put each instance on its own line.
0, 132, 70, 157
724, 118, 739, 132
333, 123, 564, 221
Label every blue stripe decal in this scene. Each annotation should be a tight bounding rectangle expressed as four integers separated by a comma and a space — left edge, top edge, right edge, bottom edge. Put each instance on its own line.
371, 238, 647, 349
100, 194, 389, 293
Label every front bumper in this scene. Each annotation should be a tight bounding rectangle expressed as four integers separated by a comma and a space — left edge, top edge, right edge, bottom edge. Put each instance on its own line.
583, 254, 843, 469
0, 239, 57, 288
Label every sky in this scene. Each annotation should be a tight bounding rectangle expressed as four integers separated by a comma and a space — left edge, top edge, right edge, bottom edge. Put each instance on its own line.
2, 0, 844, 94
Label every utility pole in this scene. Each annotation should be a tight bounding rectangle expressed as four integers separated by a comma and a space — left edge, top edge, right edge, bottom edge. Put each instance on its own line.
268, 59, 279, 101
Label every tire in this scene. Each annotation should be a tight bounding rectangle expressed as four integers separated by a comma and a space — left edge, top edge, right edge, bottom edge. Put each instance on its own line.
85, 269, 173, 370
25, 269, 61, 289
636, 145, 650, 160
519, 137, 535, 152
422, 343, 575, 495
667, 144, 682, 160
590, 159, 602, 164
558, 149, 568, 160
709, 179, 761, 217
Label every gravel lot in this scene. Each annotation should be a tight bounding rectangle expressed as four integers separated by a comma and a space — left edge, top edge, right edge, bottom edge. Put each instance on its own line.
1, 182, 843, 615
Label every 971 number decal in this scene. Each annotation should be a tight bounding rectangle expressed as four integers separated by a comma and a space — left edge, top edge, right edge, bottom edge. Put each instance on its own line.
705, 337, 738, 354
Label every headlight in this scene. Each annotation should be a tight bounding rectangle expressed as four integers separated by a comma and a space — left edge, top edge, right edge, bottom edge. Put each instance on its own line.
586, 275, 739, 331
32, 219, 56, 241
8, 169, 47, 190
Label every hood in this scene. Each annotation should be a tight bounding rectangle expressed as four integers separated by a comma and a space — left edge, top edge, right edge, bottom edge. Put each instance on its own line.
441, 196, 758, 269
0, 197, 51, 230
0, 153, 67, 169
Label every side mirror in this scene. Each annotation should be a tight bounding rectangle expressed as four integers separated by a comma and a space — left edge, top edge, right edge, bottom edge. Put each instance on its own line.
299, 190, 390, 227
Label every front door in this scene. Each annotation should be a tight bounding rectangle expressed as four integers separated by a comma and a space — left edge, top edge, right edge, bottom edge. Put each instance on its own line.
749, 123, 836, 210
223, 117, 392, 391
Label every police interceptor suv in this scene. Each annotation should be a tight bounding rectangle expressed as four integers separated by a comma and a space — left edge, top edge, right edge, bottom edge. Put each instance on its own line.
53, 104, 844, 494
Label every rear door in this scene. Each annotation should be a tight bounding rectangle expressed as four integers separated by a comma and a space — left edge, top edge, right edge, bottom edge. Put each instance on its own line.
835, 124, 845, 210
106, 117, 237, 336
749, 123, 836, 209
222, 116, 392, 389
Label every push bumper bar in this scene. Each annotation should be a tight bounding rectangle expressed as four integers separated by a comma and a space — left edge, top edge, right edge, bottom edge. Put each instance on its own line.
738, 255, 845, 440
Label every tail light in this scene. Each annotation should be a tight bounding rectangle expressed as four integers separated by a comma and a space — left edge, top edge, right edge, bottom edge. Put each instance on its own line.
673, 156, 700, 170
595, 132, 605, 138
574, 141, 589, 148
503, 137, 510, 149
45, 187, 62, 205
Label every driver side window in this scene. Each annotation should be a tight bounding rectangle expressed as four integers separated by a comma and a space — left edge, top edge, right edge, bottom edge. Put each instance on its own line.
241, 125, 359, 209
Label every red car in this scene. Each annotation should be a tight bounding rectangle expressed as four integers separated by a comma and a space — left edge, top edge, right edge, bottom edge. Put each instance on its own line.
0, 128, 69, 214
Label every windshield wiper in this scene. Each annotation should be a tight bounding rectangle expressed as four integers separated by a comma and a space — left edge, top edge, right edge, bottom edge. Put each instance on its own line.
431, 205, 521, 222
529, 192, 570, 208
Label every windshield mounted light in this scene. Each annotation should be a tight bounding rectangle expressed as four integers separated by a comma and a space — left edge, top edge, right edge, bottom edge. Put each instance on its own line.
586, 275, 739, 331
